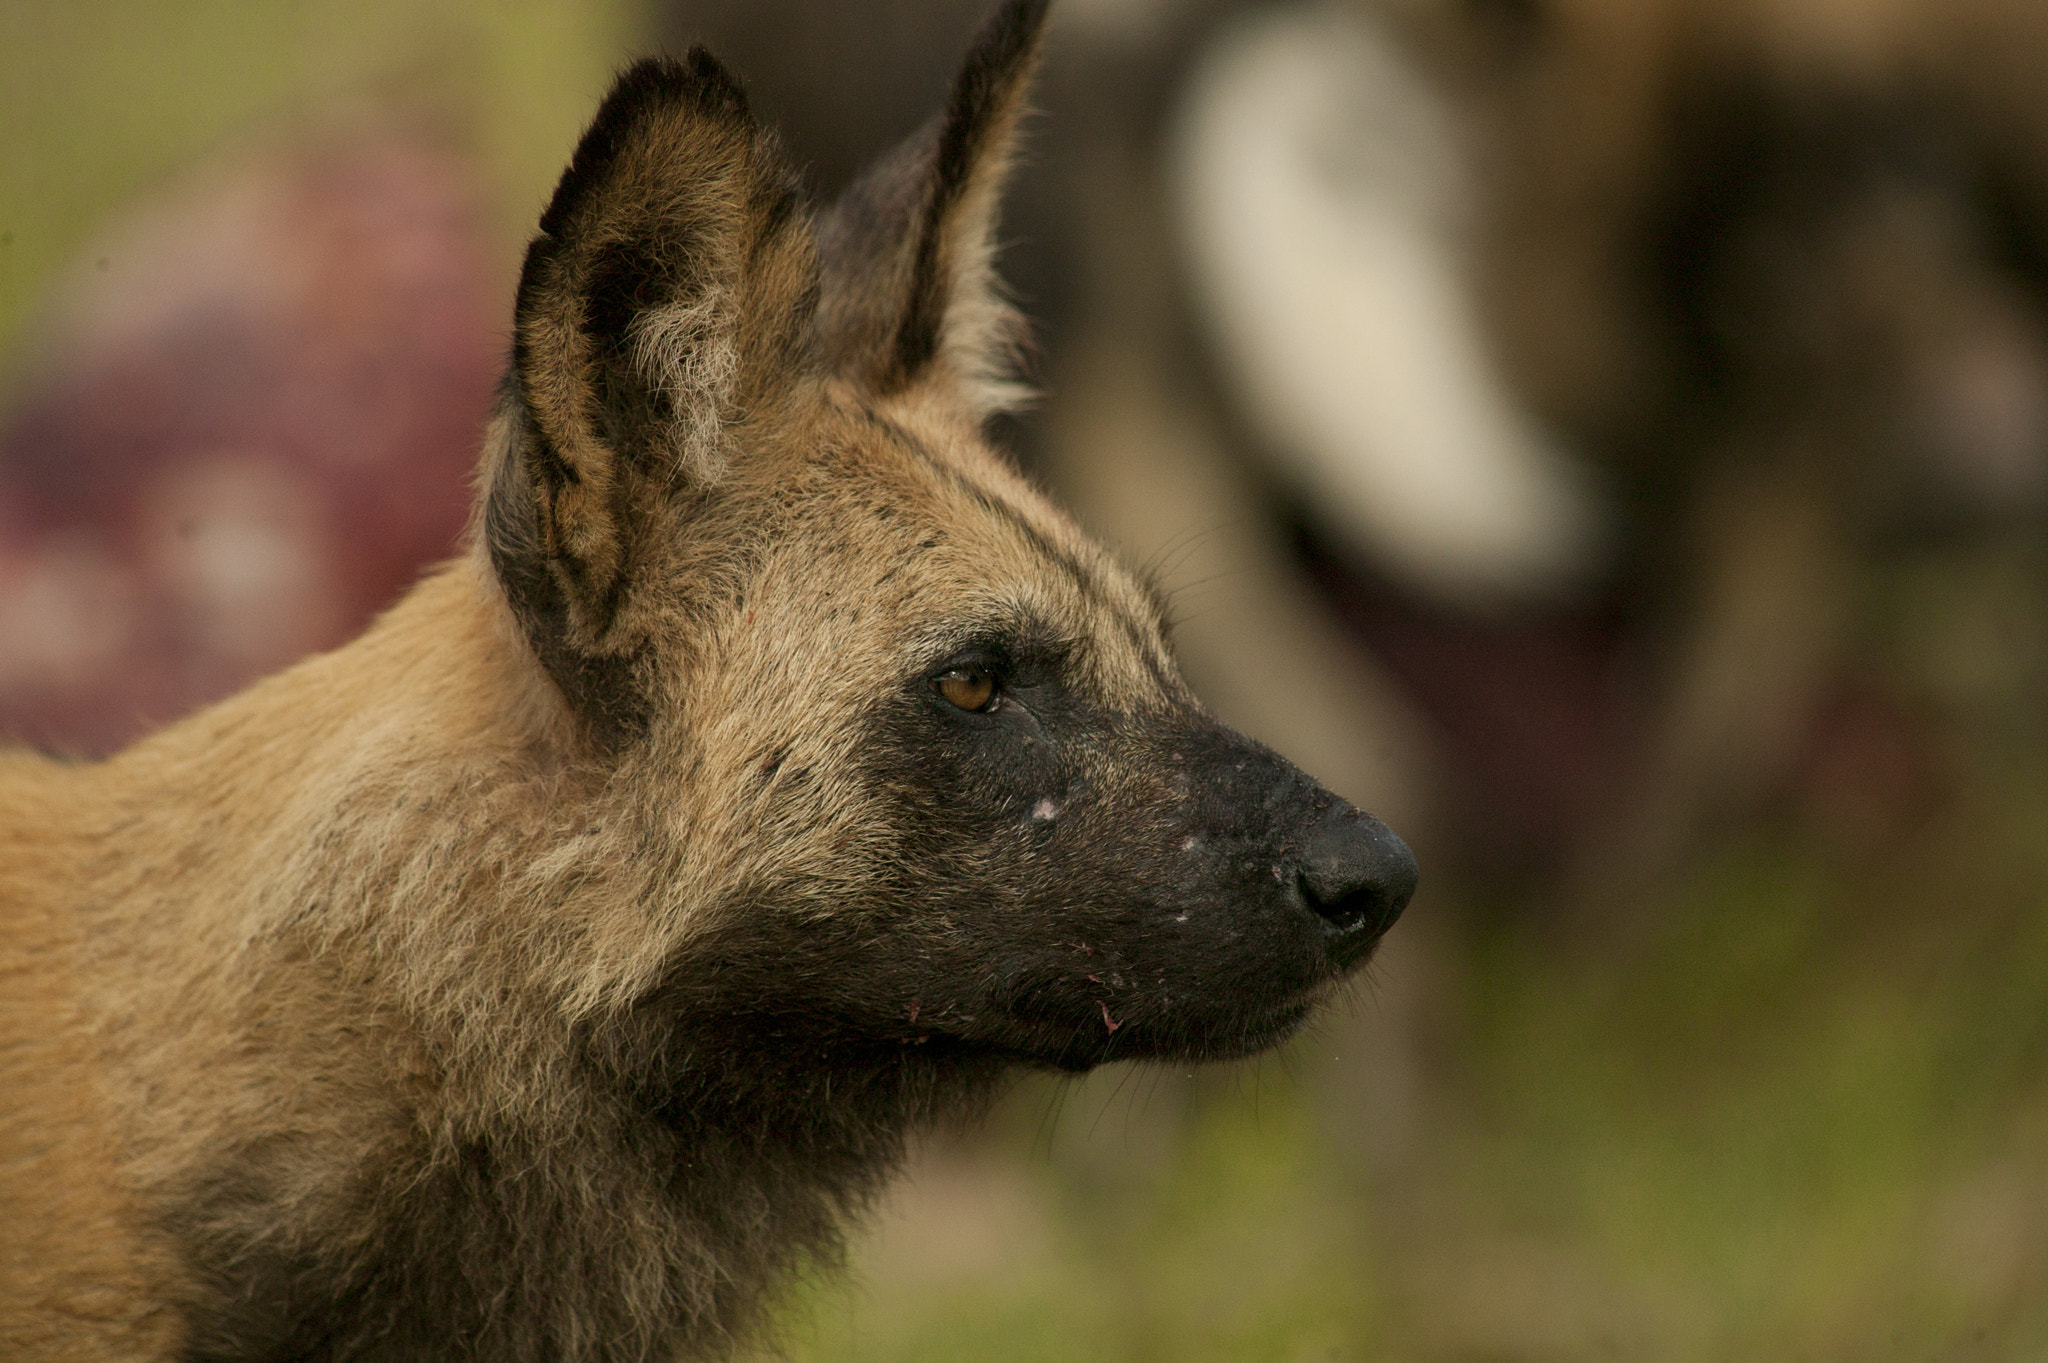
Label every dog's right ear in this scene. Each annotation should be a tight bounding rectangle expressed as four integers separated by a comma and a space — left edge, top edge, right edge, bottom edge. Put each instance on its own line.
815, 0, 1050, 419
486, 52, 818, 743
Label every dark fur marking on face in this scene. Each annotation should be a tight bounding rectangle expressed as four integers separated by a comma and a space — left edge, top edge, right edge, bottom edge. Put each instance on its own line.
854, 407, 1184, 693
854, 407, 1110, 603
847, 678, 1368, 1071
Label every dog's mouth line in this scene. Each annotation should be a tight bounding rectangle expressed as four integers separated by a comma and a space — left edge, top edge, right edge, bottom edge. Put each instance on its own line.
909, 986, 1328, 1067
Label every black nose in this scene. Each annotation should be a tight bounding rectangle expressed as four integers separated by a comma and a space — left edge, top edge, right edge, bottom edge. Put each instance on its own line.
1297, 804, 1418, 966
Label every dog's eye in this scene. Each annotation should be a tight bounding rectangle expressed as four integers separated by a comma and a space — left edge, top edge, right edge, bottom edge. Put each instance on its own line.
935, 666, 997, 713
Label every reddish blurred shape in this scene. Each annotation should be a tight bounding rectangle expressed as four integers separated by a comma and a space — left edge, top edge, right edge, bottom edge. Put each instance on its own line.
0, 129, 502, 756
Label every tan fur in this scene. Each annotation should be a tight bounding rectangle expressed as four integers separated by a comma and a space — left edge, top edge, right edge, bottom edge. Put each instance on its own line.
1, 760, 180, 1361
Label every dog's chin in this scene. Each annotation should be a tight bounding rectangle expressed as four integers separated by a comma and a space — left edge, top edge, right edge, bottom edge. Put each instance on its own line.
1144, 997, 1321, 1065
957, 995, 1325, 1075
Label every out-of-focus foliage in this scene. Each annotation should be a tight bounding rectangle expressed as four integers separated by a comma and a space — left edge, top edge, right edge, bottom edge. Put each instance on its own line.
0, 0, 636, 366
0, 0, 638, 754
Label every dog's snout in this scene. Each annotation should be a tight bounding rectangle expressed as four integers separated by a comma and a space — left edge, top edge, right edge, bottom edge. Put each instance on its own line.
1296, 804, 1418, 964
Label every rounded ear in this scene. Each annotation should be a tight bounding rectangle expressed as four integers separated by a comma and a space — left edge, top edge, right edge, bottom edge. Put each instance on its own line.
814, 0, 1050, 419
485, 51, 820, 743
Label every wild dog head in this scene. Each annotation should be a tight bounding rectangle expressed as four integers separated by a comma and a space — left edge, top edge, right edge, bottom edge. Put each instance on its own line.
481, 0, 1418, 1086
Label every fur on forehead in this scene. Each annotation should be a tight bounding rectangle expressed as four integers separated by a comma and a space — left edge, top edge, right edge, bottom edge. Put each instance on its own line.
697, 390, 1176, 713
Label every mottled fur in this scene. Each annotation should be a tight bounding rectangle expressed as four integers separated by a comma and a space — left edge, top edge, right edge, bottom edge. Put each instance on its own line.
0, 4, 1413, 1360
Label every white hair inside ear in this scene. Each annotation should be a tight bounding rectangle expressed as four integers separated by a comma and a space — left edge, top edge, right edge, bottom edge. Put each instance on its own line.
1170, 2, 1608, 608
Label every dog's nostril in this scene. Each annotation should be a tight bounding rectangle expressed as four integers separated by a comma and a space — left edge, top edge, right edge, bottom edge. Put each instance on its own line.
1297, 878, 1377, 935
1297, 805, 1418, 957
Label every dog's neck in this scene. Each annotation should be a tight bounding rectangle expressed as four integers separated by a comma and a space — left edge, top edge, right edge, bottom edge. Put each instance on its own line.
62, 559, 999, 1362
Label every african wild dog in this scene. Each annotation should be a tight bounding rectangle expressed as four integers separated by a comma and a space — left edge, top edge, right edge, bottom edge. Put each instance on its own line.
0, 2, 1417, 1359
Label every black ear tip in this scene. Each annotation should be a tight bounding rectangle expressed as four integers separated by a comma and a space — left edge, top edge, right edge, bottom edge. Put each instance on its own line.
1004, 0, 1053, 33
943, 0, 1052, 146
673, 46, 752, 119
970, 0, 1054, 76
538, 51, 755, 240
1002, 0, 1054, 34
606, 50, 751, 124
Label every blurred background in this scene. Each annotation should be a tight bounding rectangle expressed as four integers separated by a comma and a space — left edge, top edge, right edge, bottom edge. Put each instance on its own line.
9, 0, 2048, 1357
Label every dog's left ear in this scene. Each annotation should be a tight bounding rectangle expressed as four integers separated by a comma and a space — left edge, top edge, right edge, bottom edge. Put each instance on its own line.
489, 50, 818, 745
816, 0, 1050, 418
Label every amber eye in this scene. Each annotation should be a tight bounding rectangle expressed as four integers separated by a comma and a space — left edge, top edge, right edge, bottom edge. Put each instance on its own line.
935, 666, 997, 712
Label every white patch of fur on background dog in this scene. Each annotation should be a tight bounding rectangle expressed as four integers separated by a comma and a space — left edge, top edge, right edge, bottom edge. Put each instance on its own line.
1171, 2, 1608, 606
